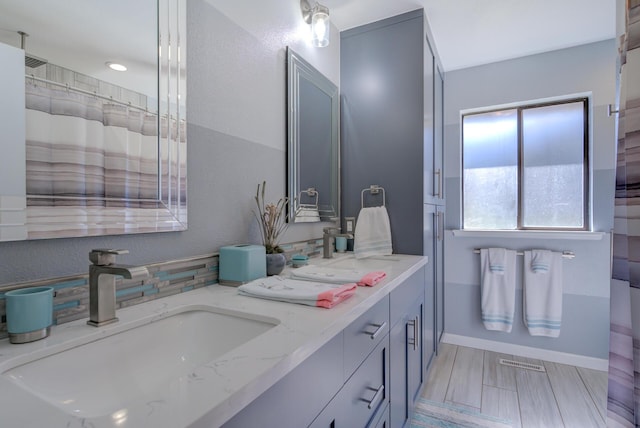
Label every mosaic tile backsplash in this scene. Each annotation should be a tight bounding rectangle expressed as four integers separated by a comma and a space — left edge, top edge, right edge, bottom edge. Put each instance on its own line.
0, 239, 324, 339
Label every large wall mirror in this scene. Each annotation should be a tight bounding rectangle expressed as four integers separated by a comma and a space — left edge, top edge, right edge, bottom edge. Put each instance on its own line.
0, 0, 186, 242
286, 48, 339, 223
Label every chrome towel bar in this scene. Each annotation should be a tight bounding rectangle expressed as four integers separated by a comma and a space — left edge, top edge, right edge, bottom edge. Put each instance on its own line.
473, 249, 575, 259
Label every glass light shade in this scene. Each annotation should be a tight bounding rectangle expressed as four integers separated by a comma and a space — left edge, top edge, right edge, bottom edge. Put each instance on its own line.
311, 8, 330, 47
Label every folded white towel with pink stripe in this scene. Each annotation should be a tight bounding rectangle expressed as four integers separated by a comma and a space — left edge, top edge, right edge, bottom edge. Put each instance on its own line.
238, 276, 357, 309
291, 266, 386, 287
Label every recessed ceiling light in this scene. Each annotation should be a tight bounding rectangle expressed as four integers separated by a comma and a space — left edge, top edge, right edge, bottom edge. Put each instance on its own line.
106, 62, 127, 72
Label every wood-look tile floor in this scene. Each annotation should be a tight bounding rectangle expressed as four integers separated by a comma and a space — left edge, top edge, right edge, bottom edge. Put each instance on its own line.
421, 344, 608, 428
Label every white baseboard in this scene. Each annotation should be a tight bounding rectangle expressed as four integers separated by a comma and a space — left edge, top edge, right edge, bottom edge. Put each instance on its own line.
441, 333, 609, 372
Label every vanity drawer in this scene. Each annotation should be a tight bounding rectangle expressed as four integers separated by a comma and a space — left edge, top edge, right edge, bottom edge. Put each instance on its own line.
343, 295, 389, 379
309, 334, 389, 428
339, 334, 389, 427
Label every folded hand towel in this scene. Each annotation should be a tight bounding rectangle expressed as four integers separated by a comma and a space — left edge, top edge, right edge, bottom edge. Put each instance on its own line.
488, 248, 506, 275
290, 266, 386, 287
354, 206, 393, 259
530, 249, 551, 274
480, 248, 517, 332
294, 206, 321, 223
360, 271, 387, 287
237, 276, 357, 309
523, 250, 563, 337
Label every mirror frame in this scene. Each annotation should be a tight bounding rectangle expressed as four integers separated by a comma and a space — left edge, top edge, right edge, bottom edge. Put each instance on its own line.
286, 47, 339, 222
0, 0, 186, 241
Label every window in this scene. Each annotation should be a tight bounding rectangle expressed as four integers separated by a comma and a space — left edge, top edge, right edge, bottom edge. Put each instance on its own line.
462, 98, 589, 230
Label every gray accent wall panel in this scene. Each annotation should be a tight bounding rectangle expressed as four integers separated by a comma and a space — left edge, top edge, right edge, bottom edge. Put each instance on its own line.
340, 11, 424, 255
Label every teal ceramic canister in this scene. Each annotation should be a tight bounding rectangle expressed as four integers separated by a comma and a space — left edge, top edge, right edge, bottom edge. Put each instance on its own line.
4, 286, 54, 344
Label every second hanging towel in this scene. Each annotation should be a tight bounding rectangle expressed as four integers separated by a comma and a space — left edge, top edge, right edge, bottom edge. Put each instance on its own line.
523, 250, 563, 337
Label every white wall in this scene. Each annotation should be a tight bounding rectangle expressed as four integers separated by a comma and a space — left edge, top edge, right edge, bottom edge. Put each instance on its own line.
443, 40, 616, 361
0, 43, 27, 241
0, 0, 340, 284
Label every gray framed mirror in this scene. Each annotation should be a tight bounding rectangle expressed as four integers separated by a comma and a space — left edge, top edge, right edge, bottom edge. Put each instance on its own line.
286, 47, 339, 223
0, 0, 186, 241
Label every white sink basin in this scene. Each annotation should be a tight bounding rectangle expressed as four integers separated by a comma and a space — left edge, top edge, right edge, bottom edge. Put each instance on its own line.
2, 307, 278, 418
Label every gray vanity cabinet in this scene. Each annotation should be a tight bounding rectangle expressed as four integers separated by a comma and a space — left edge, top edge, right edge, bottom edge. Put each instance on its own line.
341, 6, 445, 370
223, 265, 433, 428
389, 268, 425, 428
224, 296, 390, 428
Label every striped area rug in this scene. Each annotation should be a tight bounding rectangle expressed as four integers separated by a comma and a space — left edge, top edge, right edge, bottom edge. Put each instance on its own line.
410, 398, 513, 428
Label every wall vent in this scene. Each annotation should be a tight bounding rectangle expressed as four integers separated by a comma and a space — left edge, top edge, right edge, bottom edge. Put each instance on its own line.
499, 358, 546, 372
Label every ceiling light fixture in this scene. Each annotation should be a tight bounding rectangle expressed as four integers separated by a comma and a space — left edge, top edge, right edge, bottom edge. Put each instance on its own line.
300, 0, 330, 47
106, 62, 127, 72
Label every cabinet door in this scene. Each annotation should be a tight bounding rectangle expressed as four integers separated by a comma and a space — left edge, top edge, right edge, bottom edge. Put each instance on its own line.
407, 300, 424, 411
433, 64, 444, 204
340, 337, 389, 427
423, 204, 436, 371
311, 336, 389, 428
389, 316, 407, 428
435, 205, 445, 348
423, 32, 436, 203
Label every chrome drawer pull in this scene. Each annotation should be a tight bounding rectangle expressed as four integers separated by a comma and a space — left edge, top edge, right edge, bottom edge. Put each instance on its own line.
407, 319, 417, 351
370, 322, 387, 340
366, 384, 385, 409
414, 315, 420, 351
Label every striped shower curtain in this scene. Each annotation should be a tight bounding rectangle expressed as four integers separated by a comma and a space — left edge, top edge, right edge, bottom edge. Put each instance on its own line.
609, 2, 640, 426
24, 82, 159, 206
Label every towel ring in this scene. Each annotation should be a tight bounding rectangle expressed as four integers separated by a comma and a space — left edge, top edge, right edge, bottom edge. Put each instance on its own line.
361, 185, 386, 208
297, 188, 319, 209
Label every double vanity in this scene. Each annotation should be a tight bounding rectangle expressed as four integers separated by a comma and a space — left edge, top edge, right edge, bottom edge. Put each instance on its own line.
0, 253, 428, 427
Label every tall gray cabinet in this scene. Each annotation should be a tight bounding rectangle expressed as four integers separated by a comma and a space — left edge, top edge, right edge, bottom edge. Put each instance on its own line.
340, 8, 445, 426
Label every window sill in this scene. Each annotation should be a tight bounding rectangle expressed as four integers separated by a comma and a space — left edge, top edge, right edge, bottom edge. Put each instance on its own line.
451, 229, 606, 241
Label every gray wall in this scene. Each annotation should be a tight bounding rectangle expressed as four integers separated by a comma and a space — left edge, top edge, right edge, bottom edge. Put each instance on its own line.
0, 0, 340, 285
443, 40, 617, 359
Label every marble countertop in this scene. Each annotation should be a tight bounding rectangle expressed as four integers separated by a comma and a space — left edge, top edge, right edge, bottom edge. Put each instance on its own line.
0, 253, 427, 428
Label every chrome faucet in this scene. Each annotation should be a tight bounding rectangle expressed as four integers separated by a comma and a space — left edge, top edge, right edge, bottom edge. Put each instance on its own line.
87, 249, 149, 327
323, 227, 340, 258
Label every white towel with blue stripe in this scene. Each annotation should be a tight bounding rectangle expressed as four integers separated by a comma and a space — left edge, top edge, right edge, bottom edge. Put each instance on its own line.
353, 206, 393, 259
530, 249, 551, 273
488, 248, 507, 275
480, 248, 517, 332
523, 250, 563, 337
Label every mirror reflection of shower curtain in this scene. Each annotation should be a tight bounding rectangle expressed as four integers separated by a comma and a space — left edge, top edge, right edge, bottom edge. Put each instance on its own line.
608, 2, 640, 426
24, 83, 159, 207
